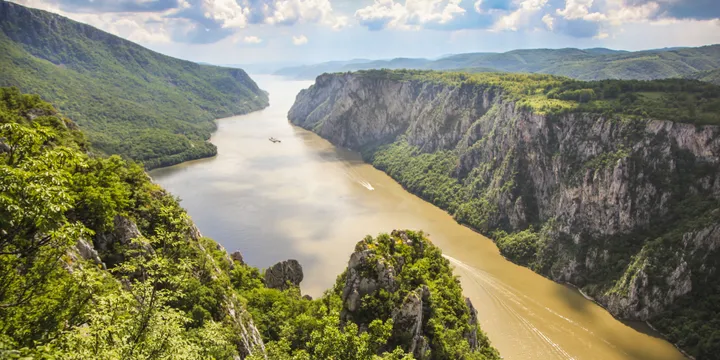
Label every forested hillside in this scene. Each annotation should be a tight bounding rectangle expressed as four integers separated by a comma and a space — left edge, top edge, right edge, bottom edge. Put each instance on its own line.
0, 0, 269, 169
0, 87, 498, 359
289, 70, 720, 359
275, 46, 720, 82
441, 46, 720, 80
687, 68, 720, 85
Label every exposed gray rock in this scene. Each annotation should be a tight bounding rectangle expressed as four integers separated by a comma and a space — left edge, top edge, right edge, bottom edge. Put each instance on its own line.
464, 297, 480, 351
341, 242, 398, 317
599, 256, 693, 321
392, 286, 431, 359
264, 259, 303, 290
0, 139, 9, 153
231, 251, 245, 265
95, 215, 142, 252
225, 296, 267, 359
188, 222, 202, 241
76, 239, 103, 266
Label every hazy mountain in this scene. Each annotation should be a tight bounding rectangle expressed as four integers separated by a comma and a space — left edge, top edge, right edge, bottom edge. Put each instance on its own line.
275, 45, 720, 81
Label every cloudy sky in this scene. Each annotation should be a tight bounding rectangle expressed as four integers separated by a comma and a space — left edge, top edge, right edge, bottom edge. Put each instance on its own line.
11, 0, 720, 65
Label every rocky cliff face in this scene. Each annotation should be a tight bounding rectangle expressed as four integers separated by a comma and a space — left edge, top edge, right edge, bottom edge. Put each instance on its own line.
337, 230, 498, 359
289, 73, 720, 333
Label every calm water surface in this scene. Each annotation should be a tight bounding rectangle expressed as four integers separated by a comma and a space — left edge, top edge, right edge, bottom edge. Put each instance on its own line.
150, 75, 686, 360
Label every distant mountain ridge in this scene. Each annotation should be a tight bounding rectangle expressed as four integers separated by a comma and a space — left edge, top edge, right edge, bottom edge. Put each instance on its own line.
275, 45, 720, 82
0, 0, 269, 169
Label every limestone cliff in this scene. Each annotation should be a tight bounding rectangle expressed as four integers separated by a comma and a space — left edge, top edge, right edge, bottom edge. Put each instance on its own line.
289, 71, 720, 357
337, 230, 499, 359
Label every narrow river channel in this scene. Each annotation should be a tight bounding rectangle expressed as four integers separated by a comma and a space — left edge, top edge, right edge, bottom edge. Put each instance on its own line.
150, 75, 686, 360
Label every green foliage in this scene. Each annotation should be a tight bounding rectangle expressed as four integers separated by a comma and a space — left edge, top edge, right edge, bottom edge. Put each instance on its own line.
353, 69, 720, 124
493, 229, 540, 266
368, 139, 506, 233
449, 46, 720, 81
0, 1, 268, 169
0, 89, 500, 359
343, 231, 500, 360
0, 88, 248, 358
685, 68, 720, 86
233, 231, 501, 360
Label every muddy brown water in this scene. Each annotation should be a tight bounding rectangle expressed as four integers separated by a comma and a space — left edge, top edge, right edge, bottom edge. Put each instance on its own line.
150, 75, 686, 360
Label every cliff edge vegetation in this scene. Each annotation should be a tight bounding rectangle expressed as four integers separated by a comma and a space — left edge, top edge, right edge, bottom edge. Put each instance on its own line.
0, 87, 497, 359
0, 0, 269, 169
289, 69, 720, 359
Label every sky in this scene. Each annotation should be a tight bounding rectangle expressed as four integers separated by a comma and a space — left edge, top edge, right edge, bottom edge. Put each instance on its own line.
10, 0, 720, 66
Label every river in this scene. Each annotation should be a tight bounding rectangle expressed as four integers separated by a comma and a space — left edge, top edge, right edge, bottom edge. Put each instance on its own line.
150, 75, 686, 360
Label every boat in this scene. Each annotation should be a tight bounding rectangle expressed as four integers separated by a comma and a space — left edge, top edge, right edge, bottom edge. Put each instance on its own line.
268, 137, 281, 143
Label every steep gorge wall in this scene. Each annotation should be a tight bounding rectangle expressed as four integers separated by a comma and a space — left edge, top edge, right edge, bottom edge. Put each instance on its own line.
289, 73, 720, 356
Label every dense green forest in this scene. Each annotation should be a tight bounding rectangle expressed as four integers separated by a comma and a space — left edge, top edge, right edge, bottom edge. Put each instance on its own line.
0, 0, 269, 169
353, 69, 720, 125
0, 87, 497, 359
276, 46, 720, 81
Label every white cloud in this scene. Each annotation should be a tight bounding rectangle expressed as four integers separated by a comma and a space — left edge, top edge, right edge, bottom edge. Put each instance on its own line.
556, 0, 592, 20
603, 0, 660, 25
243, 35, 263, 43
16, 0, 350, 46
201, 0, 249, 29
594, 31, 609, 39
292, 34, 308, 45
264, 0, 348, 30
493, 0, 548, 31
556, 0, 607, 22
542, 13, 554, 30
474, 0, 483, 13
355, 0, 466, 30
14, 0, 175, 43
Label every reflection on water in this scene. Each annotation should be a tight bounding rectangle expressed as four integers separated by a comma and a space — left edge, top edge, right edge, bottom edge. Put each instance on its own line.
150, 75, 686, 360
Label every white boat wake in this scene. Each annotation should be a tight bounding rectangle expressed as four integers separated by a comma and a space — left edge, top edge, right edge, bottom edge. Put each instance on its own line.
341, 164, 374, 190
358, 180, 374, 191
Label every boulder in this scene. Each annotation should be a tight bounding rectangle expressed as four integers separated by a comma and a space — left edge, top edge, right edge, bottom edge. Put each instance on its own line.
231, 251, 245, 265
264, 259, 303, 290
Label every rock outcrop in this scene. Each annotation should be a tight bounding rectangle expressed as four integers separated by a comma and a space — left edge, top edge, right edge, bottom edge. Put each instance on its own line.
341, 243, 398, 314
289, 72, 720, 334
95, 215, 143, 252
75, 239, 103, 266
337, 230, 498, 359
264, 259, 304, 290
231, 251, 245, 265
